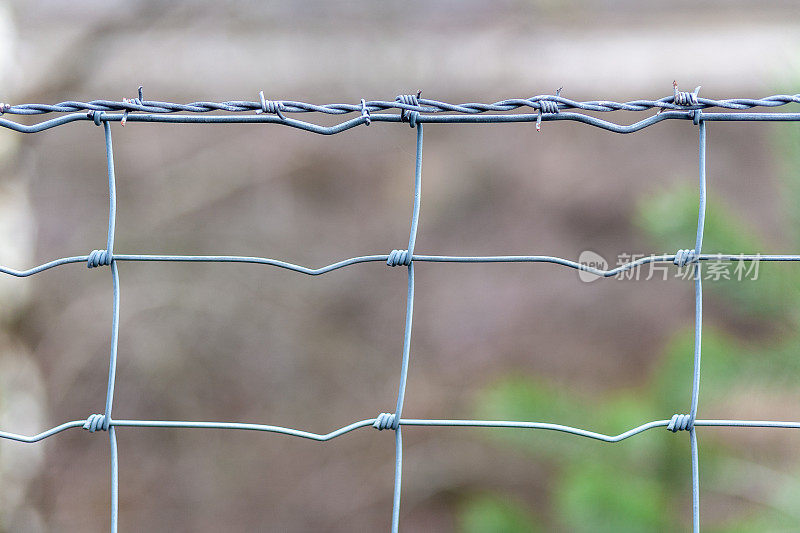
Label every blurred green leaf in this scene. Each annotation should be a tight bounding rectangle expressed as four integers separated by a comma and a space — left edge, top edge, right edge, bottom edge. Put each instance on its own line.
653, 327, 749, 413
654, 325, 800, 400
634, 184, 799, 318
554, 461, 672, 532
457, 492, 541, 533
474, 376, 600, 461
701, 455, 800, 533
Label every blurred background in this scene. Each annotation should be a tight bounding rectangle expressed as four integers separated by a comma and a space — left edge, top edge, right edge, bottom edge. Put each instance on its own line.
1, 1, 800, 531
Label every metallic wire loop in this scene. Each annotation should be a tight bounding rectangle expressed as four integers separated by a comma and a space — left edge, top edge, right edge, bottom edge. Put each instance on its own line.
667, 413, 694, 432
673, 248, 698, 267
84, 413, 110, 432
386, 249, 412, 267
536, 87, 562, 131
373, 413, 399, 431
257, 91, 286, 120
87, 249, 113, 268
396, 93, 420, 127
360, 98, 371, 125
121, 87, 144, 126
674, 82, 702, 106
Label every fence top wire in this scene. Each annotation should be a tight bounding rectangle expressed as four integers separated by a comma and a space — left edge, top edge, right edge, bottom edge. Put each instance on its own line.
4, 88, 800, 116
2, 84, 800, 134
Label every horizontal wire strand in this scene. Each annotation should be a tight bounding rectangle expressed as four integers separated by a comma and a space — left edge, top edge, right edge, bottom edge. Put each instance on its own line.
4, 110, 800, 135
2, 417, 799, 444
0, 253, 795, 278
4, 93, 800, 116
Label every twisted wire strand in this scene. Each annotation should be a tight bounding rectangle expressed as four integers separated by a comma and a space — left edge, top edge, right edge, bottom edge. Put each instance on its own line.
4, 109, 800, 136
2, 86, 800, 136
3, 91, 799, 117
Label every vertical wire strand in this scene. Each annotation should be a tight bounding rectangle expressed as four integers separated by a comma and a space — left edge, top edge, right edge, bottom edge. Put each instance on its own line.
688, 120, 706, 533
108, 261, 120, 533
390, 123, 423, 533
109, 424, 118, 533
102, 121, 120, 533
104, 121, 116, 256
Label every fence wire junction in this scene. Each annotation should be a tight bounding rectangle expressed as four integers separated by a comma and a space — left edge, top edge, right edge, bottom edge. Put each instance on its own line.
2, 85, 800, 532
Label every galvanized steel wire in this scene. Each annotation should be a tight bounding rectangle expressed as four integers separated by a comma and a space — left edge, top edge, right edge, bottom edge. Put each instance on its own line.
2, 86, 800, 532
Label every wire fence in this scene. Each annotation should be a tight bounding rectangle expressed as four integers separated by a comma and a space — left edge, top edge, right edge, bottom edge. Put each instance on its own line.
1, 84, 800, 532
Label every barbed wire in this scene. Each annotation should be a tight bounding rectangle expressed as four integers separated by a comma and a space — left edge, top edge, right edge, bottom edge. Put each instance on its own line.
1, 87, 800, 532
2, 84, 800, 136
3, 84, 800, 116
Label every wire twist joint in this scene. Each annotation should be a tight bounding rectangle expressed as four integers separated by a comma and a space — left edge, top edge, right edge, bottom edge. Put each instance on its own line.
536, 87, 562, 132
87, 249, 113, 268
387, 249, 412, 267
673, 81, 701, 106
667, 413, 694, 432
674, 249, 698, 267
89, 110, 105, 126
83, 413, 110, 432
373, 412, 399, 431
257, 91, 286, 120
396, 93, 421, 128
360, 99, 371, 125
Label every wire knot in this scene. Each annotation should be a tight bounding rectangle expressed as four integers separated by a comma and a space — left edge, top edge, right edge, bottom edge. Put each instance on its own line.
373, 412, 399, 430
667, 413, 693, 432
360, 99, 371, 125
673, 249, 698, 267
0, 102, 9, 115
89, 110, 104, 126
396, 93, 421, 128
539, 100, 559, 115
673, 81, 701, 106
258, 91, 286, 120
387, 249, 412, 267
536, 87, 562, 132
87, 249, 113, 268
83, 413, 110, 432
121, 86, 144, 126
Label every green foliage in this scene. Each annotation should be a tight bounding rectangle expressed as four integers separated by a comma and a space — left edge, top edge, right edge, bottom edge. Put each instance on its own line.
653, 327, 748, 412
634, 183, 799, 319
458, 493, 540, 533
474, 376, 596, 462
555, 461, 669, 532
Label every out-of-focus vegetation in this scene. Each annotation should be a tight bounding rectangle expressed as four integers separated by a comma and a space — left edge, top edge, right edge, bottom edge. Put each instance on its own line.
461, 116, 800, 530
